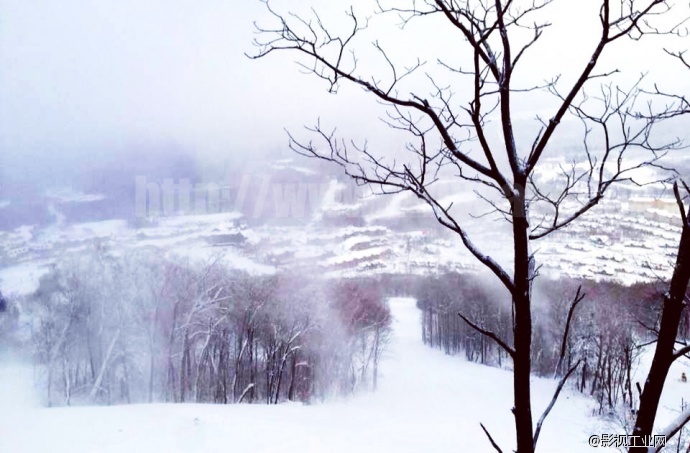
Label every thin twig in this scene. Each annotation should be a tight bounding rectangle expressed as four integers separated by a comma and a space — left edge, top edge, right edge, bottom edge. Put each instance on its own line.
480, 422, 504, 453
534, 360, 581, 450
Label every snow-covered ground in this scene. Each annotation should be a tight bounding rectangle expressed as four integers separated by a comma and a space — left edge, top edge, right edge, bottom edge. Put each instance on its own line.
0, 298, 607, 453
0, 260, 53, 295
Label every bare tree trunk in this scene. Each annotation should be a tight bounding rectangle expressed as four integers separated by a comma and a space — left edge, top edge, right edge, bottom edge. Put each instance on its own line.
148, 349, 155, 403
274, 346, 290, 405
232, 334, 248, 403
166, 302, 180, 402
179, 332, 192, 403
512, 193, 535, 453
631, 204, 690, 452
47, 363, 53, 407
372, 326, 381, 391
89, 329, 120, 402
249, 329, 256, 403
288, 353, 297, 401
63, 357, 71, 406
147, 302, 161, 403
580, 359, 587, 393
591, 339, 604, 397
121, 355, 131, 404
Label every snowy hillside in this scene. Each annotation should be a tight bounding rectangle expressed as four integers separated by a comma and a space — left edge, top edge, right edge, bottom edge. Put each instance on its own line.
0, 298, 605, 453
0, 164, 683, 294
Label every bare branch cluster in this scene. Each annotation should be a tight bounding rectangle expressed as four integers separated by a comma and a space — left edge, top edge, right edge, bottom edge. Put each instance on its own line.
250, 0, 687, 265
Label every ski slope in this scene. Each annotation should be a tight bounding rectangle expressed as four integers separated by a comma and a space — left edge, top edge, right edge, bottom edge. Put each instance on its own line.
1, 298, 606, 452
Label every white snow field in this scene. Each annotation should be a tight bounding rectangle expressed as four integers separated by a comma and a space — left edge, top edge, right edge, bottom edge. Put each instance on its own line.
0, 298, 626, 453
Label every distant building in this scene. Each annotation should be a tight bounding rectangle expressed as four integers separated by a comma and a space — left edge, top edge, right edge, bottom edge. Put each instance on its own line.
627, 197, 677, 215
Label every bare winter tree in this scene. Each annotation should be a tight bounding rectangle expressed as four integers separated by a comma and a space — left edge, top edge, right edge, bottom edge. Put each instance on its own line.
629, 179, 690, 452
250, 1, 686, 451
623, 48, 690, 451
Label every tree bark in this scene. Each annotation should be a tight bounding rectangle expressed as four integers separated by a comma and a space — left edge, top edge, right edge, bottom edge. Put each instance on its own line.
512, 189, 535, 453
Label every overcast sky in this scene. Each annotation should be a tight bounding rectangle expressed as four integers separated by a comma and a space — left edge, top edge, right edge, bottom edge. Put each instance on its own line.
1, 0, 688, 184
1, 1, 284, 161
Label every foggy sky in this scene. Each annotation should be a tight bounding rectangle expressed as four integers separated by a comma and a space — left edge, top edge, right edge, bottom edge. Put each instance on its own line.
1, 0, 689, 189
1, 1, 291, 162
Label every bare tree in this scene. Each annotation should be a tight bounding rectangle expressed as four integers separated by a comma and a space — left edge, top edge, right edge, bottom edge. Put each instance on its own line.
629, 180, 690, 452
624, 47, 690, 450
250, 1, 685, 451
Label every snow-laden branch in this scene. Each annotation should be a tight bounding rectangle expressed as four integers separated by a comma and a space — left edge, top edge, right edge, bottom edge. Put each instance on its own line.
650, 407, 690, 452
533, 360, 581, 450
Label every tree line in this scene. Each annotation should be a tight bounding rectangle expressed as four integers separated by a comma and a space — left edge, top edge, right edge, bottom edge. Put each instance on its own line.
415, 273, 676, 417
8, 249, 390, 407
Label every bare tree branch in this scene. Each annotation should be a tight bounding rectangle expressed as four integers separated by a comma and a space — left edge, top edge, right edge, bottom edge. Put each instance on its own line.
553, 286, 586, 378
480, 422, 505, 453
533, 360, 581, 451
459, 312, 515, 357
674, 180, 689, 227
651, 407, 690, 452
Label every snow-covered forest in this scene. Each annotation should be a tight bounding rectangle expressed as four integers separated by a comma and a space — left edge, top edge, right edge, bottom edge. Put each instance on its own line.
2, 258, 690, 450
3, 251, 390, 407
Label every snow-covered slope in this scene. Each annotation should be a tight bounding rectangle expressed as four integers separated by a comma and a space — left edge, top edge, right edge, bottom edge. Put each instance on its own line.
0, 298, 604, 453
